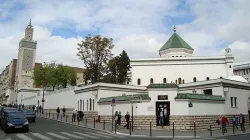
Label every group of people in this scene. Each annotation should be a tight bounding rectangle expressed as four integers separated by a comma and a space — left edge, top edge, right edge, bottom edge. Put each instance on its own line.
72, 110, 84, 122
216, 114, 245, 133
29, 105, 42, 113
113, 111, 130, 129
56, 107, 66, 118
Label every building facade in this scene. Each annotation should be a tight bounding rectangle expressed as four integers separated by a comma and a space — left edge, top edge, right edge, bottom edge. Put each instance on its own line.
0, 21, 85, 105
233, 61, 250, 82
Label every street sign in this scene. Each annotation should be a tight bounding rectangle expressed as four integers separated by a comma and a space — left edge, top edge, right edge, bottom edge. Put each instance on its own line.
111, 98, 116, 104
42, 99, 45, 102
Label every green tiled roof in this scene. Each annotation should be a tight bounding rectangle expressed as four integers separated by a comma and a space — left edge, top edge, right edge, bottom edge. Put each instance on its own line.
159, 33, 193, 51
175, 93, 225, 101
98, 94, 151, 103
147, 83, 178, 88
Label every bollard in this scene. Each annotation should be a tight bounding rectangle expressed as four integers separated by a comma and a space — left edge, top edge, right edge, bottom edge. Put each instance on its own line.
72, 115, 73, 123
222, 125, 224, 135
173, 122, 175, 137
66, 115, 67, 122
129, 121, 132, 136
150, 121, 152, 137
233, 124, 235, 134
94, 118, 96, 128
46, 112, 47, 117
53, 113, 54, 119
85, 118, 87, 126
61, 115, 62, 121
103, 120, 105, 130
115, 121, 117, 134
57, 114, 58, 120
49, 112, 50, 118
194, 121, 196, 137
209, 125, 212, 136
78, 118, 79, 125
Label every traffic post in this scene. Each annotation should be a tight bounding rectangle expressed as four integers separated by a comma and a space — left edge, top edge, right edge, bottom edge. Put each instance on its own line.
111, 98, 116, 131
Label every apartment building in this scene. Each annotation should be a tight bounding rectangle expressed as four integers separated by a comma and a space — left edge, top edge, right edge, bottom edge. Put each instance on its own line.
233, 61, 250, 82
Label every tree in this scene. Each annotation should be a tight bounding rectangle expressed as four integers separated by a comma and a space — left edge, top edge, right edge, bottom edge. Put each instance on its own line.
77, 34, 114, 84
103, 50, 130, 84
33, 61, 77, 90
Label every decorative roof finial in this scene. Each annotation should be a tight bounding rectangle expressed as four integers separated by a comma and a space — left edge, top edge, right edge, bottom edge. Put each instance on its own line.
29, 19, 32, 26
173, 25, 176, 32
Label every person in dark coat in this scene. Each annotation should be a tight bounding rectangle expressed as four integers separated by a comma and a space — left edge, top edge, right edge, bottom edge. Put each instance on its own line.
239, 113, 245, 131
124, 112, 130, 129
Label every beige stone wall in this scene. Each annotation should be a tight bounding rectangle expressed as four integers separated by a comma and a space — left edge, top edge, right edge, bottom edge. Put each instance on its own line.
99, 114, 249, 131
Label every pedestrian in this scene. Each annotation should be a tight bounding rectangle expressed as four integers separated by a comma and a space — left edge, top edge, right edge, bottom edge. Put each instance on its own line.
35, 106, 37, 113
124, 111, 130, 129
239, 114, 245, 132
32, 106, 35, 111
159, 109, 164, 128
56, 107, 60, 119
116, 111, 122, 129
39, 105, 42, 114
72, 110, 77, 122
232, 115, 238, 130
62, 106, 66, 117
221, 115, 228, 133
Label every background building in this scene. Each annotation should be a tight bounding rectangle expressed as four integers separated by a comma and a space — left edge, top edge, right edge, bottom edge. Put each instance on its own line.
233, 61, 250, 83
0, 21, 85, 105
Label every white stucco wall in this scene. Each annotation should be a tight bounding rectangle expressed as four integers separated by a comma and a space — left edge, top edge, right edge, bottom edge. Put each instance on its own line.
131, 56, 234, 86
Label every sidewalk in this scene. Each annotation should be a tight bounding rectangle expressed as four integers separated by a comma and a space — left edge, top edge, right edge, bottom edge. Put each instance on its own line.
38, 112, 250, 138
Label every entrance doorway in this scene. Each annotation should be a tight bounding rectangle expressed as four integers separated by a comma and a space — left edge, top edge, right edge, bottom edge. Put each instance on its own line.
156, 101, 170, 126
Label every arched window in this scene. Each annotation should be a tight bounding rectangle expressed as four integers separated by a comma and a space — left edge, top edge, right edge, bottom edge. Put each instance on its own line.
89, 98, 92, 111
175, 80, 177, 84
83, 100, 84, 111
182, 79, 185, 84
137, 78, 141, 85
206, 77, 210, 80
150, 78, 154, 84
87, 100, 88, 111
178, 77, 182, 84
92, 99, 95, 111
220, 77, 223, 79
193, 77, 197, 82
163, 78, 167, 83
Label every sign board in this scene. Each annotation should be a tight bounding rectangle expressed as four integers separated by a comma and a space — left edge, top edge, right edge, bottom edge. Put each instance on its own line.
111, 98, 116, 104
188, 102, 193, 107
158, 95, 168, 100
42, 99, 45, 102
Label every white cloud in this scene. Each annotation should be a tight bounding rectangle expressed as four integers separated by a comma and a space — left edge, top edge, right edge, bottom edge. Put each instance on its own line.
1, 0, 250, 71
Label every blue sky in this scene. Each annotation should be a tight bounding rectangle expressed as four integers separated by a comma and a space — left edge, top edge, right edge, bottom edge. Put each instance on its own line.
0, 0, 250, 71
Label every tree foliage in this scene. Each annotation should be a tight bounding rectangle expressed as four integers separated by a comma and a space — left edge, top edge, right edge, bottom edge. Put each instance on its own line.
33, 61, 77, 91
77, 34, 114, 83
103, 50, 130, 84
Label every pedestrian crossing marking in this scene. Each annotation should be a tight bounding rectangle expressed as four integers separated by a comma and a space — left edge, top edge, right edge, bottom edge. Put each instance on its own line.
98, 131, 126, 138
16, 134, 33, 140
60, 132, 85, 139
30, 133, 51, 140
46, 132, 70, 139
86, 132, 113, 138
73, 132, 99, 138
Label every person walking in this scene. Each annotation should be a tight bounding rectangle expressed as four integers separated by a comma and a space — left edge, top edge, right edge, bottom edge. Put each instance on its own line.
239, 114, 245, 132
124, 112, 130, 129
56, 107, 60, 119
116, 111, 122, 129
221, 115, 228, 133
62, 107, 66, 117
232, 115, 238, 130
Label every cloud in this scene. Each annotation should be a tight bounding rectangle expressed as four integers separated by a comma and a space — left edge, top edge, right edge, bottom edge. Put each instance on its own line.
0, 0, 250, 72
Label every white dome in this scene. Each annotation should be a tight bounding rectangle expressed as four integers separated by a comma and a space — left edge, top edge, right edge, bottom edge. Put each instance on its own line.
226, 75, 248, 83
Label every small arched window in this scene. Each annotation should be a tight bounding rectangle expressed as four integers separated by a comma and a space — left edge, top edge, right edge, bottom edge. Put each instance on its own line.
150, 78, 154, 84
92, 99, 95, 111
89, 98, 92, 111
182, 79, 185, 84
137, 78, 141, 85
163, 78, 167, 83
220, 77, 223, 79
175, 80, 177, 84
206, 77, 210, 80
178, 77, 182, 84
193, 77, 197, 82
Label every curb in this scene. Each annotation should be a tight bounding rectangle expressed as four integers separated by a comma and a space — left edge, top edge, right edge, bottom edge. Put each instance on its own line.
208, 132, 250, 138
37, 116, 114, 134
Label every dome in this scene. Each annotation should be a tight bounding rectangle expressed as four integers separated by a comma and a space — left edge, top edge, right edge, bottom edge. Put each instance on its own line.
226, 75, 248, 83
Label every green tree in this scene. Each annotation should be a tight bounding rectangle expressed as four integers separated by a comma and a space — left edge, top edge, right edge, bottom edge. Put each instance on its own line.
103, 50, 130, 84
33, 61, 77, 90
77, 34, 114, 84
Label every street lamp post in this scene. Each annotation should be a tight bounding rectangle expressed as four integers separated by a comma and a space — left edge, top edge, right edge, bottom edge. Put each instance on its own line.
41, 62, 46, 115
129, 94, 141, 132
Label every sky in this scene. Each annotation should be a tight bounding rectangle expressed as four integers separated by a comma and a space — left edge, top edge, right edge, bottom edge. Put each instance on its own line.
0, 0, 250, 71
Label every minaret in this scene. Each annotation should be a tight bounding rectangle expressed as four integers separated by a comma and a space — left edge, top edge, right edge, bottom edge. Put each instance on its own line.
15, 19, 37, 90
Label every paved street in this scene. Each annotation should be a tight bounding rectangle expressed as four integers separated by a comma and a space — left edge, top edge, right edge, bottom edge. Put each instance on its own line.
2, 117, 142, 140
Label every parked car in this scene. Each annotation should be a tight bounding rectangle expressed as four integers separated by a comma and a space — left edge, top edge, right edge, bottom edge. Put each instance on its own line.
22, 109, 36, 122
0, 107, 18, 124
0, 110, 29, 133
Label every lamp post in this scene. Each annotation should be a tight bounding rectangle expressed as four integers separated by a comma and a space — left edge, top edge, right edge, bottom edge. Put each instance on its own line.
129, 94, 141, 132
41, 62, 46, 115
